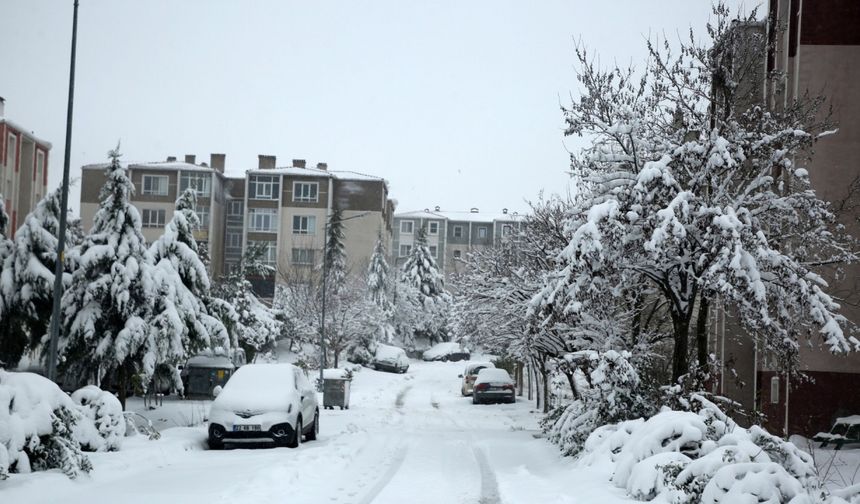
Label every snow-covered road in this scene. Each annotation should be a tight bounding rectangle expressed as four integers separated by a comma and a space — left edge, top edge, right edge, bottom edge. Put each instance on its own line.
3, 360, 634, 504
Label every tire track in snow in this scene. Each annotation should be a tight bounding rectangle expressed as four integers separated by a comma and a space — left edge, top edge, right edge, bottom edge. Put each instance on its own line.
394, 385, 412, 411
472, 444, 501, 504
355, 444, 409, 504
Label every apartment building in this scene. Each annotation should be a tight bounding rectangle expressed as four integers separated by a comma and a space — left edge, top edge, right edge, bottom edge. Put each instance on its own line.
392, 207, 524, 279
0, 97, 51, 237
710, 0, 860, 436
80, 153, 229, 277
79, 154, 394, 299
243, 157, 393, 298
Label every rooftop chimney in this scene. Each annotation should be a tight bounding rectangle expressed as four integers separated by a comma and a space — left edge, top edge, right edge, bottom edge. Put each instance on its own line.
185, 154, 196, 165
470, 207, 479, 213
434, 205, 440, 211
258, 155, 276, 169
293, 159, 306, 168
502, 208, 508, 214
0, 96, 5, 118
167, 156, 177, 162
316, 162, 328, 171
210, 153, 226, 173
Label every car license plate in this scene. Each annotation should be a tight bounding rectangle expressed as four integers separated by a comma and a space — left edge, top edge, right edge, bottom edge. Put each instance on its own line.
234, 424, 261, 432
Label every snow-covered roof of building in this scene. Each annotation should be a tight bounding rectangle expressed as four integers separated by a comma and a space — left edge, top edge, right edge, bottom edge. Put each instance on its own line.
81, 161, 221, 174
247, 165, 387, 183
0, 118, 53, 149
395, 208, 525, 223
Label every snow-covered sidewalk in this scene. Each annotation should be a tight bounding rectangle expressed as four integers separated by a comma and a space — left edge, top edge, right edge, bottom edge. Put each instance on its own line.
3, 360, 635, 504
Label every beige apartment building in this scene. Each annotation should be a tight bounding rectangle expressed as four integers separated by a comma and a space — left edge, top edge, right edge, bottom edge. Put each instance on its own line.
0, 97, 51, 236
710, 0, 860, 436
392, 207, 524, 280
79, 154, 394, 299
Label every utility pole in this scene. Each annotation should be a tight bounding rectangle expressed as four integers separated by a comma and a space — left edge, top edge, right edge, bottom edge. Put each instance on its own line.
47, 0, 80, 382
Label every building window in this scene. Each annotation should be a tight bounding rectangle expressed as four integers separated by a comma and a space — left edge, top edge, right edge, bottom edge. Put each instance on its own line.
477, 226, 488, 239
142, 175, 169, 196
5, 134, 16, 168
292, 248, 315, 265
399, 244, 412, 257
228, 200, 243, 216
292, 215, 317, 235
226, 232, 241, 248
34, 151, 45, 201
429, 245, 437, 256
249, 175, 280, 200
453, 225, 463, 238
502, 224, 513, 236
180, 172, 211, 196
249, 240, 277, 267
195, 204, 210, 228
428, 221, 439, 235
248, 207, 278, 232
453, 250, 461, 259
141, 208, 166, 228
292, 182, 319, 203
400, 220, 414, 234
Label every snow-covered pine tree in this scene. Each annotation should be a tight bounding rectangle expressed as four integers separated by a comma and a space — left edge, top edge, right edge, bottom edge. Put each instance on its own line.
323, 207, 347, 295
59, 147, 155, 408
0, 194, 24, 368
366, 233, 391, 311
400, 226, 451, 342
148, 188, 230, 391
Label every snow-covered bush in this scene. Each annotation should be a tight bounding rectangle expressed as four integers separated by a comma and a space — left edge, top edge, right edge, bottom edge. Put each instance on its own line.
578, 394, 834, 503
543, 350, 653, 456
71, 385, 126, 451
0, 371, 92, 479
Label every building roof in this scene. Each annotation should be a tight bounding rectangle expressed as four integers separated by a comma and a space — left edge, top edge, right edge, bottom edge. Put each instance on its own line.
81, 160, 223, 174
247, 165, 387, 183
395, 208, 524, 223
0, 118, 53, 149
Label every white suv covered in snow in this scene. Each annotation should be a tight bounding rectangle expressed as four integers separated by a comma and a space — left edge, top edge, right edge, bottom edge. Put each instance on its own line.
207, 363, 319, 449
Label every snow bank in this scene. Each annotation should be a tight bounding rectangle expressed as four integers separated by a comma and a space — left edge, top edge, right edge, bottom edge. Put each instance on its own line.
71, 385, 126, 451
0, 371, 92, 479
576, 395, 838, 503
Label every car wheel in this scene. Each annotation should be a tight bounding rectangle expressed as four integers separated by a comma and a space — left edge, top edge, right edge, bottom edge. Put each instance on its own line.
461, 387, 467, 397
472, 395, 478, 405
306, 410, 319, 441
208, 438, 223, 450
288, 418, 302, 448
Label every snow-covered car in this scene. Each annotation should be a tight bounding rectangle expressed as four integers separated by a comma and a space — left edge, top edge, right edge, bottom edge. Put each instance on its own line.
372, 344, 410, 373
207, 363, 319, 449
472, 368, 515, 404
459, 361, 495, 396
813, 415, 860, 449
422, 342, 471, 362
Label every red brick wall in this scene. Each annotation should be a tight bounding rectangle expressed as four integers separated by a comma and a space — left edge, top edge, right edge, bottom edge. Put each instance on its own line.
758, 370, 860, 436
801, 0, 860, 46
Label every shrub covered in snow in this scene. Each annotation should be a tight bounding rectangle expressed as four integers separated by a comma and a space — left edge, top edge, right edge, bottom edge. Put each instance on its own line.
0, 371, 92, 479
71, 385, 126, 451
578, 394, 839, 503
543, 350, 654, 457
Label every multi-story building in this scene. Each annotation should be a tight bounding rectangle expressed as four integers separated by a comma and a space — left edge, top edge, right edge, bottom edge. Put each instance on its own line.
392, 207, 524, 279
0, 97, 51, 236
81, 153, 229, 277
711, 0, 860, 436
80, 154, 394, 299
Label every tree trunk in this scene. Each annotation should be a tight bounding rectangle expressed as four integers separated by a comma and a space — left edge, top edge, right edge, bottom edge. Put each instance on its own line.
118, 364, 128, 411
671, 312, 691, 382
517, 362, 524, 397
695, 296, 710, 386
333, 349, 339, 368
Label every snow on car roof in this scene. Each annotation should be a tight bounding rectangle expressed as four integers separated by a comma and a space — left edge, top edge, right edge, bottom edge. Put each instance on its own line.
836, 415, 860, 425
475, 368, 512, 384
375, 344, 407, 359
214, 363, 297, 412
465, 362, 495, 373
422, 342, 462, 359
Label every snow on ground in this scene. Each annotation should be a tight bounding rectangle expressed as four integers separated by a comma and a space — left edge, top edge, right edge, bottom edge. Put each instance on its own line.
3, 358, 637, 504
791, 435, 860, 494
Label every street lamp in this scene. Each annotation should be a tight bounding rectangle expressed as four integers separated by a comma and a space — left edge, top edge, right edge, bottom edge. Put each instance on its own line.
318, 211, 370, 389
47, 0, 80, 382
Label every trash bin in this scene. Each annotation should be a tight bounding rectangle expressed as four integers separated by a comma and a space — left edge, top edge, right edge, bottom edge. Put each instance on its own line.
323, 377, 351, 410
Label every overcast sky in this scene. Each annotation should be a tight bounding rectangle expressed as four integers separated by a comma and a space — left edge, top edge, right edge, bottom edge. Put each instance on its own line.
1, 0, 748, 217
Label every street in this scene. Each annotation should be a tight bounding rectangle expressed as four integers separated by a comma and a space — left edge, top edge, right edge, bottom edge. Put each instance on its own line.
3, 359, 632, 504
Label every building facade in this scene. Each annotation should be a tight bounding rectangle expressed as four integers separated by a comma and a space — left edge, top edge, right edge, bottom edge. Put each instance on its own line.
712, 0, 860, 436
79, 154, 394, 299
0, 97, 51, 237
392, 207, 524, 279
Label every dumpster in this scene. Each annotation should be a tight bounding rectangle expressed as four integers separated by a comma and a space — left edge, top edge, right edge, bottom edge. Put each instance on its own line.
182, 354, 235, 398
323, 369, 351, 410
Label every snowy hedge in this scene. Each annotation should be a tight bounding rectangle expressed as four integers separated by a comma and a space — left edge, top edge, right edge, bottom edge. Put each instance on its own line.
71, 385, 126, 451
577, 394, 848, 503
0, 371, 93, 479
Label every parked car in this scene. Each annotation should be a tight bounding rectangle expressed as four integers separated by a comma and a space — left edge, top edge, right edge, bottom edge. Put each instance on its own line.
207, 363, 319, 449
422, 342, 471, 362
459, 362, 496, 396
813, 415, 860, 449
372, 345, 410, 373
472, 368, 516, 404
